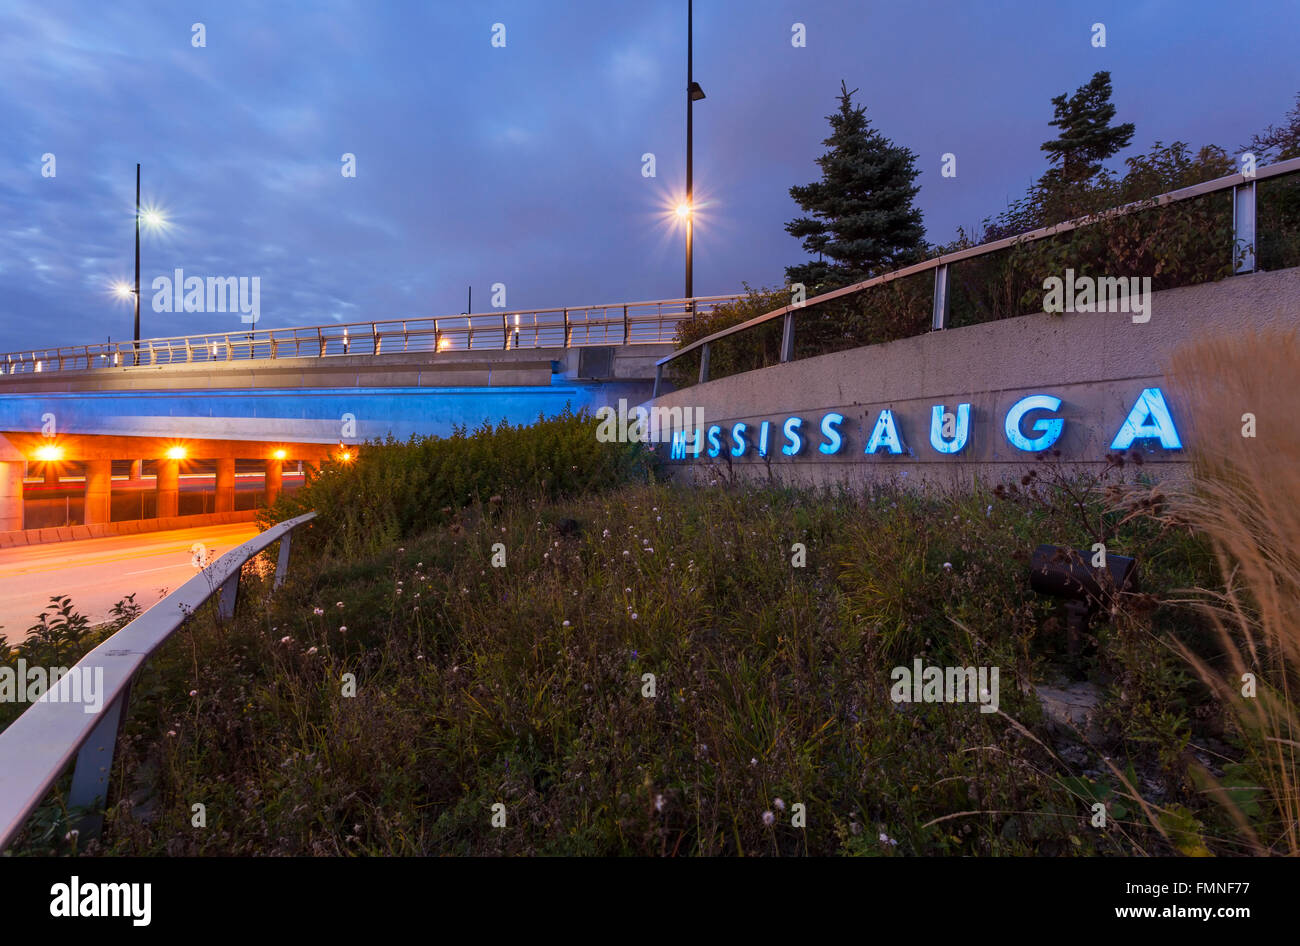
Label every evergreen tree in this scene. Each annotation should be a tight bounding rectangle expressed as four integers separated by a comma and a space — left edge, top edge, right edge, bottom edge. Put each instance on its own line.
1040, 70, 1135, 188
785, 81, 925, 294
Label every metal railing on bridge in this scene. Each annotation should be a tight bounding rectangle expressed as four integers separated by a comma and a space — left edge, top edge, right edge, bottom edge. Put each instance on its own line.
655, 156, 1300, 395
0, 294, 745, 375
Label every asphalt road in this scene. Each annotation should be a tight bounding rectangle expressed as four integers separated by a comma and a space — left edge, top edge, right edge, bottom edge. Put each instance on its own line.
0, 522, 261, 642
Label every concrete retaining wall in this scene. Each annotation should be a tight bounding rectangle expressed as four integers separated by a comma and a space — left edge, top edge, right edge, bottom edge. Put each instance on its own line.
651, 267, 1300, 487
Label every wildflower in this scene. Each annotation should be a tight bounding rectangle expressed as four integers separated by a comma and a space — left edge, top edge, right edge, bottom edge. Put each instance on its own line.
630, 613, 638, 621
654, 794, 665, 812
563, 620, 571, 627
623, 550, 630, 557
643, 547, 653, 554
336, 601, 344, 608
398, 547, 405, 553
942, 562, 953, 572
879, 832, 898, 846
189, 690, 198, 697
312, 607, 324, 616
750, 758, 758, 766
167, 730, 177, 737
762, 811, 775, 826
774, 798, 786, 811
339, 626, 347, 633
625, 587, 632, 593
305, 647, 318, 656
280, 636, 293, 644
416, 654, 424, 661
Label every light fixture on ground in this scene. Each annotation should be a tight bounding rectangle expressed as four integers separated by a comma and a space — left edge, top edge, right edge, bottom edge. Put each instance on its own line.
1029, 544, 1139, 671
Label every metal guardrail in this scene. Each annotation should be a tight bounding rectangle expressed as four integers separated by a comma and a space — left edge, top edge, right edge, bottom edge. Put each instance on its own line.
654, 156, 1300, 394
0, 295, 746, 376
0, 511, 316, 850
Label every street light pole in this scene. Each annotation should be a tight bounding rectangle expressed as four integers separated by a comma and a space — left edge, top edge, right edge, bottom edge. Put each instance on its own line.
685, 0, 693, 302
134, 163, 141, 362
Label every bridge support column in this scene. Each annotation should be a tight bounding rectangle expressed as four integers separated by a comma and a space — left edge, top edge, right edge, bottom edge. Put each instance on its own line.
264, 459, 283, 505
129, 459, 143, 481
43, 464, 58, 486
215, 458, 236, 512
84, 459, 112, 525
0, 461, 23, 532
156, 459, 179, 518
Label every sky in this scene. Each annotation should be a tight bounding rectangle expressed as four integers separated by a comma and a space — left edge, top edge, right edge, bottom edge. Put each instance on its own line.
1, 0, 1297, 352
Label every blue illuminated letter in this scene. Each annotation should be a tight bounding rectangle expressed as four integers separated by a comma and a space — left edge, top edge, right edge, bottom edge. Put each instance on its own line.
819, 413, 844, 455
757, 421, 770, 458
1005, 394, 1064, 452
1110, 387, 1183, 450
781, 417, 804, 456
929, 403, 971, 454
865, 409, 905, 454
730, 423, 748, 457
706, 424, 721, 458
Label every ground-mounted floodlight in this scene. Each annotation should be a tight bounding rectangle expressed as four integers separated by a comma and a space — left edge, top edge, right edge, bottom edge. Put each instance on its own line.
1029, 544, 1139, 666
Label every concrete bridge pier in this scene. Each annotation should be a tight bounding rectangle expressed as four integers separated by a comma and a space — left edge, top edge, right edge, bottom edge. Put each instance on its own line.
215, 458, 236, 512
83, 459, 112, 525
129, 459, 142, 481
265, 459, 283, 505
0, 461, 22, 531
43, 464, 58, 486
156, 458, 180, 518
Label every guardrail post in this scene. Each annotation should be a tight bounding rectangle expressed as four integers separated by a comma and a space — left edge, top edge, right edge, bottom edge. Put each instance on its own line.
68, 684, 131, 839
274, 531, 293, 589
216, 569, 240, 622
699, 342, 710, 384
780, 310, 795, 363
1233, 181, 1257, 274
623, 305, 629, 345
932, 263, 950, 330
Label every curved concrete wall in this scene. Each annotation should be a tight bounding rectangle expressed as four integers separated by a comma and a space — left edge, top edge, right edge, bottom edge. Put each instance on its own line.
652, 267, 1300, 486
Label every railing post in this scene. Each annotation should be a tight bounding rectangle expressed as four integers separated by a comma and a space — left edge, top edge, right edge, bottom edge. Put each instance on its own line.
699, 342, 710, 384
318, 328, 325, 357
216, 569, 240, 622
1234, 181, 1257, 274
563, 308, 570, 347
932, 263, 950, 330
623, 305, 629, 345
780, 310, 795, 363
68, 683, 131, 839
274, 531, 293, 589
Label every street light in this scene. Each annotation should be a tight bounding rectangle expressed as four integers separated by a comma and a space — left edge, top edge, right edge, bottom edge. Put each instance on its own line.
684, 0, 705, 302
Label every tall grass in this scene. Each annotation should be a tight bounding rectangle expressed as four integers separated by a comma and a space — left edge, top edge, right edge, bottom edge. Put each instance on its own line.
1168, 327, 1300, 854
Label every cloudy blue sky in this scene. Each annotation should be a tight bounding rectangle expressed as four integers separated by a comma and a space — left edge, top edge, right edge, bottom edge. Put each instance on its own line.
1, 0, 1296, 352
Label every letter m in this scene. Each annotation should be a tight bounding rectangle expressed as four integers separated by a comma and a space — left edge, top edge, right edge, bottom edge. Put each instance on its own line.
207, 276, 238, 313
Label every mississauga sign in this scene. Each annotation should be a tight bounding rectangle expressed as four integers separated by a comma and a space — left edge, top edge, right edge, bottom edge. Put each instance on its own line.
666, 387, 1183, 461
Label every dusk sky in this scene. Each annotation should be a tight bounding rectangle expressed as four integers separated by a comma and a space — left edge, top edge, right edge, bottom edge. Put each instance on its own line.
1, 0, 1296, 352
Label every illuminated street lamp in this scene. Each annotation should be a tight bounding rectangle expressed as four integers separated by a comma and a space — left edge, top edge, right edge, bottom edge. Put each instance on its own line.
119, 164, 168, 364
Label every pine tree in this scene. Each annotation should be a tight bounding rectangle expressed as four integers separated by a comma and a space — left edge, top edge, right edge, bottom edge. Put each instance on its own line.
785, 81, 925, 294
1040, 70, 1135, 189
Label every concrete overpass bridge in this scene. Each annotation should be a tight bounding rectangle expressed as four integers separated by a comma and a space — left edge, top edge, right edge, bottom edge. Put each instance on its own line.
0, 295, 742, 535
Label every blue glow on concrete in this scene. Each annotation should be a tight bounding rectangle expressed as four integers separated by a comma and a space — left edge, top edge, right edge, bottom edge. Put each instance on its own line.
865, 409, 904, 454
929, 403, 971, 454
1110, 387, 1183, 450
730, 423, 748, 457
1004, 394, 1064, 452
0, 384, 618, 444
781, 416, 803, 456
819, 412, 843, 455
